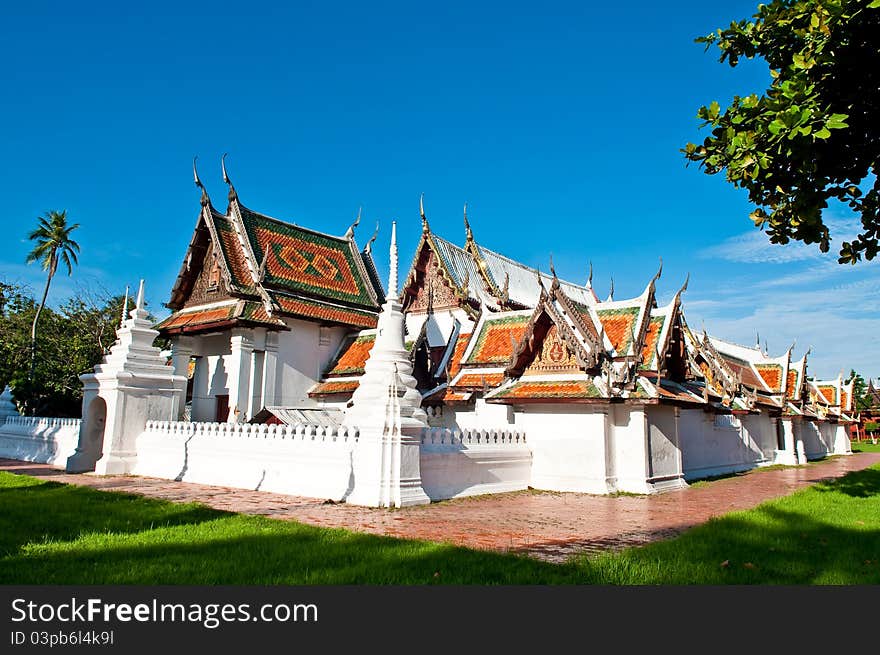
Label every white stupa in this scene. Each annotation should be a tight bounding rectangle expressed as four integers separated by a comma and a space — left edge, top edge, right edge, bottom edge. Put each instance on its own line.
0, 386, 19, 419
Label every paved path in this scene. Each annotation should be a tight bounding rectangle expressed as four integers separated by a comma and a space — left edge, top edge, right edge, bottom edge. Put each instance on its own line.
3, 453, 879, 562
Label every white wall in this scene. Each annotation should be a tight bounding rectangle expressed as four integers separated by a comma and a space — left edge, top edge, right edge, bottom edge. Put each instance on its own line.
801, 420, 830, 460
419, 427, 530, 500
134, 421, 357, 500
513, 404, 610, 494
679, 410, 771, 480
643, 405, 685, 491
274, 319, 349, 408
0, 417, 81, 466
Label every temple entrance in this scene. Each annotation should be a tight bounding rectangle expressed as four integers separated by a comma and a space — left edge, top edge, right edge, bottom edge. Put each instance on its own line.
215, 394, 229, 422
67, 396, 107, 472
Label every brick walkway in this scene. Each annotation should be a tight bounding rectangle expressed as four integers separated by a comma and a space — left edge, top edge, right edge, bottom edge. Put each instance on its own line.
3, 453, 879, 562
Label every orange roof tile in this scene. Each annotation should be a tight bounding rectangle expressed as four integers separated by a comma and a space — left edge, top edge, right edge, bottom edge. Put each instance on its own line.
596, 306, 639, 354
452, 372, 505, 389
490, 379, 602, 400
640, 316, 665, 368
273, 294, 378, 329
755, 364, 783, 393
464, 314, 530, 366
327, 335, 376, 376
215, 219, 254, 289
308, 380, 359, 396
786, 370, 799, 399
446, 333, 472, 380
817, 385, 836, 404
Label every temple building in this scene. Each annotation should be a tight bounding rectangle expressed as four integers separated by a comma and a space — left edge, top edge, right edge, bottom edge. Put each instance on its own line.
74, 164, 851, 503
155, 158, 384, 423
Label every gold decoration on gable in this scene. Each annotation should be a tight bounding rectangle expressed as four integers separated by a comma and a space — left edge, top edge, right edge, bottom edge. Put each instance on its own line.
523, 325, 580, 376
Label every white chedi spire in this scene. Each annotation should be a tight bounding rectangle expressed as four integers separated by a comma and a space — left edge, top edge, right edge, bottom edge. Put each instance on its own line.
0, 386, 19, 419
344, 221, 426, 429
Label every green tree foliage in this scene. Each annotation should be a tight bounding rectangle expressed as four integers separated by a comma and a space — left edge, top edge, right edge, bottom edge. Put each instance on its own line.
25, 210, 81, 379
684, 0, 880, 263
0, 283, 160, 417
846, 369, 871, 409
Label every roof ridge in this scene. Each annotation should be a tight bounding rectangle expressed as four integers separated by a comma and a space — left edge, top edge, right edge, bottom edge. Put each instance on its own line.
237, 202, 350, 243
475, 241, 590, 292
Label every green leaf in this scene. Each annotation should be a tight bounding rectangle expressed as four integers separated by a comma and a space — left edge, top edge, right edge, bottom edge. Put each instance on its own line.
814, 127, 831, 139
868, 1, 880, 8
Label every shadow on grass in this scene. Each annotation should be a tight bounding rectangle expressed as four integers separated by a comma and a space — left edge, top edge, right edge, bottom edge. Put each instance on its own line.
0, 474, 228, 557
813, 467, 880, 498
2, 467, 880, 585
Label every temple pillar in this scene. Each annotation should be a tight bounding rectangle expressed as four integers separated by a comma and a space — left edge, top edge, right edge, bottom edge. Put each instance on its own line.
775, 417, 799, 465
261, 331, 279, 409
833, 422, 852, 455
226, 329, 255, 422
600, 404, 617, 493
170, 336, 193, 420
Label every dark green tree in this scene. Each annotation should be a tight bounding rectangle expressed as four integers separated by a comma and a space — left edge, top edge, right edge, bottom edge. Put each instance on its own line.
25, 210, 81, 384
684, 0, 880, 263
0, 283, 153, 417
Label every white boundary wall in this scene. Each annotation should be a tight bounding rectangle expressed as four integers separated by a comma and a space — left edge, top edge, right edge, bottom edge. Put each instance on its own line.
419, 427, 530, 500
134, 421, 358, 500
0, 416, 81, 466
679, 410, 775, 480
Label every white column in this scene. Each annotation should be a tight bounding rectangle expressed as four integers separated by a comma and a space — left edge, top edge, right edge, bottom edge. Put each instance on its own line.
226, 329, 255, 423
262, 331, 279, 409
190, 356, 210, 422
601, 404, 617, 493
170, 336, 193, 420
776, 417, 799, 465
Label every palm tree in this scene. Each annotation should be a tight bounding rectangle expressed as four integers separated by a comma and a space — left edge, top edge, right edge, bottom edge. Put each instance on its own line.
25, 210, 81, 384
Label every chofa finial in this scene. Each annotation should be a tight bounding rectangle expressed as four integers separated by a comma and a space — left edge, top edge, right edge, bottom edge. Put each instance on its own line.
221, 153, 237, 201
652, 256, 663, 284
364, 221, 379, 256
586, 261, 593, 289
345, 206, 362, 240
193, 156, 209, 206
464, 201, 473, 242
607, 276, 614, 302
420, 193, 429, 233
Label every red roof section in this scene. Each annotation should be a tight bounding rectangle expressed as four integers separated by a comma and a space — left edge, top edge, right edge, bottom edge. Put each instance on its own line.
446, 332, 472, 380
640, 316, 664, 368
463, 314, 530, 366
490, 379, 602, 400
326, 335, 376, 376
755, 364, 783, 393
453, 372, 505, 389
785, 370, 799, 399
308, 380, 360, 396
273, 294, 378, 329
596, 306, 640, 354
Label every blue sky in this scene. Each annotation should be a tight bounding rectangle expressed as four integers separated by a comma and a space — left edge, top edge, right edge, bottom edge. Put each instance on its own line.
1, 1, 877, 380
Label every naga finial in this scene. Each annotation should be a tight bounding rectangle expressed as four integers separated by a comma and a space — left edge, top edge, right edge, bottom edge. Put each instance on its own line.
420, 193, 429, 233
221, 153, 237, 202
364, 221, 379, 256
344, 206, 361, 240
193, 156, 209, 206
464, 201, 473, 242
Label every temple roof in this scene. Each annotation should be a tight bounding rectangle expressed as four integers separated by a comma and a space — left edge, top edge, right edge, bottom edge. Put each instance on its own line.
155, 299, 286, 334
160, 176, 384, 334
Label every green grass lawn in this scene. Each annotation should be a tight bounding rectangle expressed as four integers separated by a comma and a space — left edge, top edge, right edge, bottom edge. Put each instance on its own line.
853, 440, 880, 453
1, 467, 879, 585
